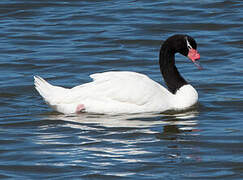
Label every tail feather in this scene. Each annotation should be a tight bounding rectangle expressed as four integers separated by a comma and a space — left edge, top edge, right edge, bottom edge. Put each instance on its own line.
34, 76, 52, 100
34, 76, 68, 105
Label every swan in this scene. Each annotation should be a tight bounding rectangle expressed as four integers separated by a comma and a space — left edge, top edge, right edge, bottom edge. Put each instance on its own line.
34, 34, 201, 114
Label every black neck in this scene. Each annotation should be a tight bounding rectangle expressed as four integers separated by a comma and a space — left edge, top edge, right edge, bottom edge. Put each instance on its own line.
159, 44, 188, 94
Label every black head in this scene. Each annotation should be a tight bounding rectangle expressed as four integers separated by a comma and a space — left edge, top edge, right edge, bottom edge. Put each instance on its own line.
163, 34, 198, 57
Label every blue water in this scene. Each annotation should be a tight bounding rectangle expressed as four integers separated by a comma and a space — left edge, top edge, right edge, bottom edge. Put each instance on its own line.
1, 0, 243, 179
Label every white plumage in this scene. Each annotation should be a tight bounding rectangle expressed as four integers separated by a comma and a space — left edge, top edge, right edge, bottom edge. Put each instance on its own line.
34, 71, 198, 114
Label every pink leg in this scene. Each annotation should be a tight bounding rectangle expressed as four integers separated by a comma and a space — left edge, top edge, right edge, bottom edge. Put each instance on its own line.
76, 104, 85, 113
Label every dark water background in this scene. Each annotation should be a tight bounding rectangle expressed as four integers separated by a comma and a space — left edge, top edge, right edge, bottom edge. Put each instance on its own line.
1, 0, 243, 179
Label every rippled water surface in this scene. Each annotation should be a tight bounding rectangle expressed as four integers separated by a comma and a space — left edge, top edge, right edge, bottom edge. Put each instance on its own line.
1, 0, 243, 179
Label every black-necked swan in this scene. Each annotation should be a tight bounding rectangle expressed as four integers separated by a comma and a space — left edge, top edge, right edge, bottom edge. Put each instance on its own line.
34, 34, 201, 114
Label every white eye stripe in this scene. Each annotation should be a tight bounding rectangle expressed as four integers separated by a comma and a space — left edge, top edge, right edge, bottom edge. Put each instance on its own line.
186, 37, 192, 49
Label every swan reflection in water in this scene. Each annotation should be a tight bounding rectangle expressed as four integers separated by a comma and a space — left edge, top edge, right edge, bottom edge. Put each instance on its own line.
41, 109, 199, 128
37, 110, 202, 164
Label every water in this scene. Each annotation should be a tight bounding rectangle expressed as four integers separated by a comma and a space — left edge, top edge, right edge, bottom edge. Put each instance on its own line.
0, 0, 243, 179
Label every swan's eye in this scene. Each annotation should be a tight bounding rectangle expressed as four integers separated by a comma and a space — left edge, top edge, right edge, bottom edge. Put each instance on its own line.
185, 37, 192, 50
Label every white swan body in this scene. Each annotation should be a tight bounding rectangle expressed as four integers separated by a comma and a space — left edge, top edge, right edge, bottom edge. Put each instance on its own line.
34, 34, 200, 115
34, 71, 198, 114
